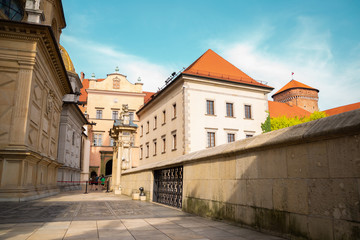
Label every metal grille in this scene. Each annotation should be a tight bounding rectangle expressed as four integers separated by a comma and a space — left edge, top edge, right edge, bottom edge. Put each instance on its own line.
153, 166, 183, 208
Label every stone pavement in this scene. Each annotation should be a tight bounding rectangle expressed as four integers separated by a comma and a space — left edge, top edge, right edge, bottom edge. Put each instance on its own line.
0, 190, 286, 240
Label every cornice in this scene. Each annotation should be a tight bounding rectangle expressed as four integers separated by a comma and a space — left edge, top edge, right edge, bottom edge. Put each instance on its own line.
86, 89, 145, 97
0, 19, 72, 95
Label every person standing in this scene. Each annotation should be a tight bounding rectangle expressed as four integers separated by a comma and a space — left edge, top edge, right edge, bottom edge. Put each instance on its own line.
100, 175, 105, 190
95, 175, 99, 190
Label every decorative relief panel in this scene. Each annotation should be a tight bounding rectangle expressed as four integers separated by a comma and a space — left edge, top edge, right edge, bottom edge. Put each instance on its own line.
41, 134, 49, 153
28, 125, 38, 147
32, 83, 42, 107
42, 117, 49, 133
30, 104, 41, 126
0, 73, 16, 143
50, 140, 56, 157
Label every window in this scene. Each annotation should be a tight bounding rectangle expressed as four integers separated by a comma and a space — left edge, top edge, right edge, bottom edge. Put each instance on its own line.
0, 0, 24, 21
227, 133, 235, 143
246, 134, 253, 138
129, 112, 134, 122
162, 110, 166, 124
146, 121, 149, 133
207, 132, 215, 147
244, 105, 252, 119
140, 145, 143, 159
154, 116, 157, 129
161, 135, 166, 153
96, 110, 102, 119
146, 142, 149, 158
206, 100, 215, 115
226, 103, 234, 117
93, 133, 102, 146
140, 125, 143, 136
172, 132, 177, 150
172, 103, 177, 119
110, 138, 114, 146
112, 111, 118, 120
153, 139, 157, 156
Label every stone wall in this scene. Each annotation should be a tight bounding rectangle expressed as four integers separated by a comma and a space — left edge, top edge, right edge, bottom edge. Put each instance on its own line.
121, 109, 360, 240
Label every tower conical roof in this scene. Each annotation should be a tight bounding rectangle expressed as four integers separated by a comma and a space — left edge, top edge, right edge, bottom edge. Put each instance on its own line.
183, 49, 271, 88
273, 79, 318, 97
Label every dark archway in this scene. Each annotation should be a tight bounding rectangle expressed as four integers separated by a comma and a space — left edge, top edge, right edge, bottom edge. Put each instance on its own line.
105, 160, 112, 176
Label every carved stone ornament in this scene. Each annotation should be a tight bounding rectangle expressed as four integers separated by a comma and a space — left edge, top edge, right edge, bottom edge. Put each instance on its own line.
46, 90, 54, 115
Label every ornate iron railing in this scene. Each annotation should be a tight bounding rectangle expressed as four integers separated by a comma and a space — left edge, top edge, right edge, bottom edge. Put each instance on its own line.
153, 166, 183, 208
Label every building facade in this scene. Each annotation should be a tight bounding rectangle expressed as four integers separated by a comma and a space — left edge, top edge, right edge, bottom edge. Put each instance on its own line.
137, 49, 273, 166
57, 45, 89, 190
81, 69, 146, 177
0, 0, 73, 200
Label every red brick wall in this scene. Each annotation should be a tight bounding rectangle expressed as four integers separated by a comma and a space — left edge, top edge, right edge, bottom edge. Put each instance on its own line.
273, 88, 319, 113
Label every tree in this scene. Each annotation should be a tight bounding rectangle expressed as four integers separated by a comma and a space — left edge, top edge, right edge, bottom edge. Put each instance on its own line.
262, 111, 327, 133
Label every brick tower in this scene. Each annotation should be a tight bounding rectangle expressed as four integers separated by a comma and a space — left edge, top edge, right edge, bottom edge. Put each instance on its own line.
272, 80, 319, 113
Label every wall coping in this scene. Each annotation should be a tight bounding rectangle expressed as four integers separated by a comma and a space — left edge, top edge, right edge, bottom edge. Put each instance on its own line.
122, 109, 360, 175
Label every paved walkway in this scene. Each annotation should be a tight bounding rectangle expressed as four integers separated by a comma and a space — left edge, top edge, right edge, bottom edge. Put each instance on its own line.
0, 190, 286, 240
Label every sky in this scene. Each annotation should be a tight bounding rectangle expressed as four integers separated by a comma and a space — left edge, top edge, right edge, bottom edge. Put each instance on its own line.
61, 0, 360, 110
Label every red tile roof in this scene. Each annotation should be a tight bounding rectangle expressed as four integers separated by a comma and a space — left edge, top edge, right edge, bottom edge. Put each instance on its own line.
273, 79, 318, 97
143, 91, 155, 103
78, 78, 105, 103
268, 101, 311, 118
324, 102, 360, 116
183, 49, 272, 88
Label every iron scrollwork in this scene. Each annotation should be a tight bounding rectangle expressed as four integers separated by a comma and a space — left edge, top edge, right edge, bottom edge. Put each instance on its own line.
153, 166, 183, 208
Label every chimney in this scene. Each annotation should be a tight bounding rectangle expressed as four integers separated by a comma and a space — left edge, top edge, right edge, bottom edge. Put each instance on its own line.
80, 72, 85, 82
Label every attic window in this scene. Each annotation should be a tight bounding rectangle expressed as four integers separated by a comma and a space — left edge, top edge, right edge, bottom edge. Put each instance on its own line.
113, 78, 120, 89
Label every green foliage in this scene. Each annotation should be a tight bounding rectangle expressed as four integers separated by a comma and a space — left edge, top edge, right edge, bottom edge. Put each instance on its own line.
262, 111, 327, 132
261, 113, 272, 133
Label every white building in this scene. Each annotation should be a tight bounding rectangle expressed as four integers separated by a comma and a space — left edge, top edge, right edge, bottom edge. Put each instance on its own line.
137, 49, 273, 165
57, 46, 89, 190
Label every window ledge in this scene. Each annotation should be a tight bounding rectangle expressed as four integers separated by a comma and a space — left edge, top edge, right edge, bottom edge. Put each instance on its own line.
172, 117, 177, 121
244, 118, 254, 120
172, 148, 177, 152
205, 114, 217, 117
225, 116, 236, 118
162, 123, 166, 126
161, 151, 166, 154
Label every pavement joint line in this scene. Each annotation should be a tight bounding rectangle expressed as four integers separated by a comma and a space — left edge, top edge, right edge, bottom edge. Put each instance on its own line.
72, 202, 81, 218
120, 219, 136, 240
96, 220, 99, 239
104, 201, 118, 218
143, 218, 175, 240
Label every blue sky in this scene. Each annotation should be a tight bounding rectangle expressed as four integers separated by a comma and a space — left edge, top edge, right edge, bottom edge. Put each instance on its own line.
61, 0, 360, 110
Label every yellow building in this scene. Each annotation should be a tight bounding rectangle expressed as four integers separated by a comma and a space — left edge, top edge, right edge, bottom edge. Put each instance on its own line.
0, 0, 73, 200
80, 69, 148, 178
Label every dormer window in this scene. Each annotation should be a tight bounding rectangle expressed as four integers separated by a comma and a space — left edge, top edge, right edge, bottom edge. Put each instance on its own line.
113, 78, 120, 89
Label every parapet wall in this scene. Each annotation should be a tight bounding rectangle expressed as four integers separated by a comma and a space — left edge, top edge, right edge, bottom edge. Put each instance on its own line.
121, 109, 360, 240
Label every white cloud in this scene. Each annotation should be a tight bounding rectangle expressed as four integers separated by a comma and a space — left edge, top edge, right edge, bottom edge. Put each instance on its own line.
61, 35, 169, 93
208, 17, 360, 110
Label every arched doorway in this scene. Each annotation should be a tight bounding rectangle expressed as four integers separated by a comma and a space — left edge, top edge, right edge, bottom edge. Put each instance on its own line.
105, 160, 112, 176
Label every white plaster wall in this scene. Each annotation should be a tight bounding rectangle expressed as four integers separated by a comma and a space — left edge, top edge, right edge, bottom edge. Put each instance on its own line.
185, 79, 269, 153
